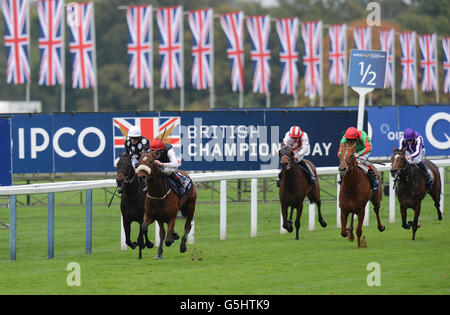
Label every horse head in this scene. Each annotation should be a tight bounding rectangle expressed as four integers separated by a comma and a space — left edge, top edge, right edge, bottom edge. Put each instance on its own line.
390, 146, 408, 178
116, 152, 135, 187
279, 145, 294, 171
136, 151, 156, 179
338, 142, 357, 177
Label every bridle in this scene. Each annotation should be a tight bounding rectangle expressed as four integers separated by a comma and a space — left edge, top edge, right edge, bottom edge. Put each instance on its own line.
117, 155, 136, 185
339, 145, 356, 176
279, 146, 294, 171
136, 152, 172, 200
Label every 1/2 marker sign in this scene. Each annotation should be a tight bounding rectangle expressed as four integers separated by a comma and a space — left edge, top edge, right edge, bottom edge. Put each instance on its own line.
348, 49, 387, 89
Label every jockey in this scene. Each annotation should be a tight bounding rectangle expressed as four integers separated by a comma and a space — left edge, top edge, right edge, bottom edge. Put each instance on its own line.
118, 126, 149, 194
338, 127, 379, 192
150, 139, 183, 195
277, 125, 315, 187
125, 126, 150, 168
399, 128, 433, 190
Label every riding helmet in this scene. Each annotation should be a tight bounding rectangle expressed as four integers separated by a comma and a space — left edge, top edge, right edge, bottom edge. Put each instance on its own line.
128, 126, 141, 138
344, 127, 359, 139
403, 128, 416, 141
289, 126, 303, 138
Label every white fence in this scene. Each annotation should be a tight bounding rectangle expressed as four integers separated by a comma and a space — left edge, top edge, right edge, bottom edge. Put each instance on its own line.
1, 160, 448, 260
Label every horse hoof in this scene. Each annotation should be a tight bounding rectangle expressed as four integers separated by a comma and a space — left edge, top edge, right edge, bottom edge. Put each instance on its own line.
378, 225, 386, 232
156, 254, 163, 260
173, 232, 180, 240
146, 241, 154, 249
320, 220, 327, 228
180, 243, 187, 253
165, 240, 173, 247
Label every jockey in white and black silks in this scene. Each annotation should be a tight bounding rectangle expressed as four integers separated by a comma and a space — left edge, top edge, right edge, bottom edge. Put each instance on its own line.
124, 126, 150, 168
399, 128, 434, 190
277, 125, 316, 187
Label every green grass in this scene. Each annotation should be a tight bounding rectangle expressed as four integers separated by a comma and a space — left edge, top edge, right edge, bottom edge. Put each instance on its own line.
0, 177, 449, 295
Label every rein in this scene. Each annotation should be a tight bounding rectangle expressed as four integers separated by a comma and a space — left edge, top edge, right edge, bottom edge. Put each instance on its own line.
146, 189, 172, 200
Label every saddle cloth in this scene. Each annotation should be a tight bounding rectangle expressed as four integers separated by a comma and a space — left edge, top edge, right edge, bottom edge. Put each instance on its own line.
165, 172, 193, 196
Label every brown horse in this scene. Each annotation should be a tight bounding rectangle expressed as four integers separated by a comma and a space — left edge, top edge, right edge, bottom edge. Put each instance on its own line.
279, 146, 327, 240
136, 152, 197, 259
390, 147, 443, 240
116, 152, 153, 259
338, 143, 385, 248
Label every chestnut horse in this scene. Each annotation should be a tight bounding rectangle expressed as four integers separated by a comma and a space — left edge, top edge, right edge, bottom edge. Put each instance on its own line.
116, 152, 153, 259
279, 146, 327, 240
338, 143, 385, 248
390, 147, 443, 240
136, 152, 197, 260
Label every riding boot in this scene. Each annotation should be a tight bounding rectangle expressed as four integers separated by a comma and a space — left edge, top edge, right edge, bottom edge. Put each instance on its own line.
117, 186, 123, 194
367, 169, 379, 192
298, 160, 315, 186
417, 162, 434, 190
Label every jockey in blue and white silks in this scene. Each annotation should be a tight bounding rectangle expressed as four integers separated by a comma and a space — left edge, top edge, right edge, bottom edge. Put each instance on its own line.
398, 128, 433, 190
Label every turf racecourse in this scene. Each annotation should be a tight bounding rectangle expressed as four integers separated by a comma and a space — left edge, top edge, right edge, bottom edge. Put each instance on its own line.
0, 181, 449, 295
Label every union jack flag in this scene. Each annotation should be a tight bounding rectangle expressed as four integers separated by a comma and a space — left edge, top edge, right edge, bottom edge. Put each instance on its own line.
353, 27, 371, 50
157, 6, 183, 89
247, 15, 271, 94
2, 0, 30, 84
276, 17, 299, 95
220, 11, 245, 92
380, 29, 395, 88
38, 0, 64, 86
400, 32, 417, 90
328, 24, 346, 86
443, 37, 450, 94
113, 116, 181, 166
188, 8, 213, 90
301, 20, 322, 97
127, 5, 152, 89
68, 2, 96, 89
418, 34, 438, 92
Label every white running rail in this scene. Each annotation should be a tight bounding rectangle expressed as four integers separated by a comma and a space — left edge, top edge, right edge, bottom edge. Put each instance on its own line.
0, 160, 448, 259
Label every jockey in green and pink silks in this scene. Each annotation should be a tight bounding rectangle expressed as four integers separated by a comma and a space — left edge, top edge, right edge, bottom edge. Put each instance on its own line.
338, 127, 378, 193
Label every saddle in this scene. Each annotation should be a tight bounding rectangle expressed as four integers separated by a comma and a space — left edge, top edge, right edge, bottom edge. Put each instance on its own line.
165, 172, 193, 197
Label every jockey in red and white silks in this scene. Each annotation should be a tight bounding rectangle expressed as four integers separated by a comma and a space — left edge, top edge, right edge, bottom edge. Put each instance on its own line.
278, 125, 315, 187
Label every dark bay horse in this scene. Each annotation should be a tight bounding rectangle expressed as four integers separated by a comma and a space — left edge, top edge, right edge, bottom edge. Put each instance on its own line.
116, 152, 154, 259
279, 146, 327, 240
390, 147, 443, 240
338, 143, 385, 248
136, 152, 197, 260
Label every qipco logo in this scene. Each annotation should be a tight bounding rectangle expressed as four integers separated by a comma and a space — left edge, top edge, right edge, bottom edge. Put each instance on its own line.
425, 112, 450, 150
67, 2, 81, 28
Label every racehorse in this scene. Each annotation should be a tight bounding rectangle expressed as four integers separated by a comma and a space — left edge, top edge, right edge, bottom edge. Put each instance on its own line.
136, 152, 197, 260
390, 146, 443, 240
338, 143, 385, 248
116, 152, 154, 259
279, 146, 327, 240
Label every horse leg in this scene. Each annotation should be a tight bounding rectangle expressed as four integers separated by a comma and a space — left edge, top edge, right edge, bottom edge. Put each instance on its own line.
356, 210, 366, 248
165, 217, 176, 247
123, 217, 136, 249
156, 221, 165, 260
295, 204, 303, 240
411, 204, 421, 241
143, 228, 154, 249
400, 204, 409, 230
308, 190, 327, 228
371, 199, 385, 232
315, 199, 327, 228
281, 204, 293, 233
429, 187, 443, 221
180, 212, 194, 253
347, 213, 355, 242
340, 211, 350, 239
